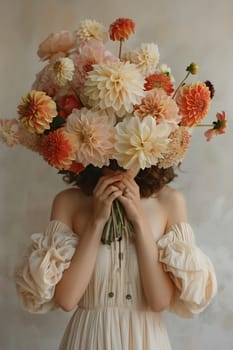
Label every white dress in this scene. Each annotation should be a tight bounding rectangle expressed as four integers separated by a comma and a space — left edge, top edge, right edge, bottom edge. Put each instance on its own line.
15, 220, 217, 350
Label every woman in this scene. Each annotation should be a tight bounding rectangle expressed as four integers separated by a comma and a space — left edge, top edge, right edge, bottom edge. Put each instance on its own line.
15, 164, 217, 349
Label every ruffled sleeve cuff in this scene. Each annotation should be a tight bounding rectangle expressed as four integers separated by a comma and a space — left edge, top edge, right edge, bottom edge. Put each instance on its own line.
157, 223, 217, 318
15, 220, 79, 314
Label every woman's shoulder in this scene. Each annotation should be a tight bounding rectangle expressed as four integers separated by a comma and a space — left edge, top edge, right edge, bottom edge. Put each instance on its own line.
158, 185, 186, 205
157, 185, 188, 229
50, 187, 85, 228
53, 187, 83, 203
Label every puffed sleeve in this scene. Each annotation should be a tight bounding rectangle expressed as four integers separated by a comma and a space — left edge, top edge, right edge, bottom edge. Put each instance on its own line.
14, 220, 79, 314
157, 223, 217, 318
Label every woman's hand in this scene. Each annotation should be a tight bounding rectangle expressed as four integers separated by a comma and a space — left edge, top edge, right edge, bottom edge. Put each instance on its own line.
117, 171, 145, 226
91, 173, 123, 226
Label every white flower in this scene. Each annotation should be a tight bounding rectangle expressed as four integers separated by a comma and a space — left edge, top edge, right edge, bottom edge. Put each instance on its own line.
123, 43, 160, 76
74, 19, 108, 45
114, 115, 171, 170
50, 57, 75, 86
83, 61, 145, 117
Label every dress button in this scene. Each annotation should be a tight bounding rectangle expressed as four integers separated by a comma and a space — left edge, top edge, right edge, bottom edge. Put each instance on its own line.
108, 292, 114, 298
126, 294, 132, 300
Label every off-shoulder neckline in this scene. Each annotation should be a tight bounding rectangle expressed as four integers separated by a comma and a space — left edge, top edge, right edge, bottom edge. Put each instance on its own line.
49, 219, 191, 237
164, 222, 192, 234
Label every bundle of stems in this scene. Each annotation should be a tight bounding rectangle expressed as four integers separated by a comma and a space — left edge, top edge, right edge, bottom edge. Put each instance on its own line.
101, 199, 133, 245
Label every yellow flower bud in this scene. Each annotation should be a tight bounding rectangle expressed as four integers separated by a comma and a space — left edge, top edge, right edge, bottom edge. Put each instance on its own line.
186, 62, 199, 75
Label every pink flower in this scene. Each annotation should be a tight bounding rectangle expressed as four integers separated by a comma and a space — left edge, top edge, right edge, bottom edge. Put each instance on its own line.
32, 65, 58, 98
65, 108, 115, 167
18, 125, 41, 152
134, 88, 180, 130
204, 111, 227, 141
56, 94, 82, 119
158, 126, 192, 168
0, 118, 20, 147
71, 39, 118, 89
37, 31, 75, 61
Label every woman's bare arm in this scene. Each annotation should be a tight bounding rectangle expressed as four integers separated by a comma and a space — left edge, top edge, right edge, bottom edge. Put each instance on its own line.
52, 174, 123, 312
118, 177, 187, 312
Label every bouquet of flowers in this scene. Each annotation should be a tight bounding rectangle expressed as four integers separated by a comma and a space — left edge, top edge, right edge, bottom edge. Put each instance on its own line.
0, 18, 227, 244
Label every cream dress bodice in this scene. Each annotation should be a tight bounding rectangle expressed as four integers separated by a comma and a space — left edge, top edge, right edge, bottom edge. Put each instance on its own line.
15, 220, 217, 349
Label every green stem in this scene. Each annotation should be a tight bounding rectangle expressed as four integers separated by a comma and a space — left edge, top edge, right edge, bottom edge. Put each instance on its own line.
119, 40, 123, 60
196, 123, 213, 127
172, 71, 190, 99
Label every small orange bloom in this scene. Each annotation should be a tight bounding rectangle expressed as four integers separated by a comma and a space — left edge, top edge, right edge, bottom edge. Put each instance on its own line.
68, 161, 85, 174
177, 82, 211, 127
18, 90, 57, 134
144, 73, 174, 96
39, 128, 76, 170
109, 18, 135, 41
204, 111, 227, 141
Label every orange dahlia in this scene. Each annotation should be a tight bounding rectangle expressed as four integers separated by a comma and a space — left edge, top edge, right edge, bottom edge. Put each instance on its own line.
176, 82, 211, 127
134, 88, 180, 131
109, 18, 135, 41
39, 128, 76, 170
144, 73, 174, 96
17, 90, 57, 134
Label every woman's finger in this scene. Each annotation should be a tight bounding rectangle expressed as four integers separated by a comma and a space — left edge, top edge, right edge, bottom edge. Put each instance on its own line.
94, 174, 123, 197
100, 185, 122, 200
120, 177, 139, 197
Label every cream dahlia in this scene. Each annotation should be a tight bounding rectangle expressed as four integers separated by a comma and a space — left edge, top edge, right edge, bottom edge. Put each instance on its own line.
83, 61, 145, 117
50, 57, 75, 86
0, 118, 20, 147
176, 82, 211, 127
18, 91, 57, 134
71, 39, 119, 89
134, 88, 180, 130
158, 126, 192, 168
123, 43, 160, 76
37, 31, 75, 61
65, 108, 115, 167
75, 19, 108, 45
39, 128, 76, 170
114, 115, 170, 170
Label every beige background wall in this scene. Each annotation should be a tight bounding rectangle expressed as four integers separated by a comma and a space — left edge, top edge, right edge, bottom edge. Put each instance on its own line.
0, 0, 232, 349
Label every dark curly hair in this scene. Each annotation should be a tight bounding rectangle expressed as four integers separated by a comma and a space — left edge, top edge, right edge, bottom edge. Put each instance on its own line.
61, 160, 176, 198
